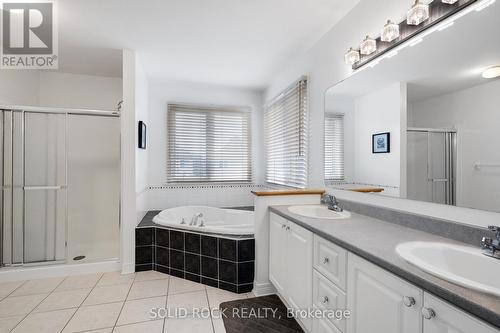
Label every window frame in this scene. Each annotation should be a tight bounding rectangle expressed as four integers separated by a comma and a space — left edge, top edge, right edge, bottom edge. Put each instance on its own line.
264, 77, 308, 188
166, 103, 252, 184
324, 113, 345, 182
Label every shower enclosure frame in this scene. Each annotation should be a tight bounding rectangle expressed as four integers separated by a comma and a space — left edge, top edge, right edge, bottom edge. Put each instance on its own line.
0, 105, 120, 268
407, 127, 457, 206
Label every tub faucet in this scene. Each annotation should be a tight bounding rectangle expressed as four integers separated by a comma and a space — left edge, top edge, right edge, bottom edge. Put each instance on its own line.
481, 226, 500, 259
323, 194, 343, 212
190, 213, 203, 226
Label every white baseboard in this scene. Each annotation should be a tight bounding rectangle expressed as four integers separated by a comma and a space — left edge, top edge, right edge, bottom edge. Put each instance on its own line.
252, 281, 276, 296
0, 260, 121, 282
121, 262, 136, 274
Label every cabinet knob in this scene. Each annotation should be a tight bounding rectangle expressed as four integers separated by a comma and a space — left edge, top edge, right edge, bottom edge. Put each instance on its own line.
323, 257, 330, 264
321, 296, 329, 304
421, 307, 436, 320
403, 296, 416, 307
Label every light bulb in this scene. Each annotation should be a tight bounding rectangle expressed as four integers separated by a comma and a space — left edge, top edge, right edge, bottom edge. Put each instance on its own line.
442, 0, 458, 3
407, 0, 430, 26
344, 48, 360, 65
360, 36, 377, 56
381, 20, 400, 42
482, 66, 500, 79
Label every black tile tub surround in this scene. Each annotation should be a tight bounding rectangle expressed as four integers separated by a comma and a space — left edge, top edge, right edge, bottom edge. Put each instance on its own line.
135, 226, 255, 294
136, 228, 153, 246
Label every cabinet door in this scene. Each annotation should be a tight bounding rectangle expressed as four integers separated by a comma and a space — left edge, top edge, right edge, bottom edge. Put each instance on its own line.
313, 307, 342, 333
287, 221, 313, 332
269, 213, 288, 297
347, 253, 423, 333
423, 293, 499, 333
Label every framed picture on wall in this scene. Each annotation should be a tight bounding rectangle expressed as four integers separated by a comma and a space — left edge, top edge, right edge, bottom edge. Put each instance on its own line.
138, 121, 147, 149
372, 132, 390, 154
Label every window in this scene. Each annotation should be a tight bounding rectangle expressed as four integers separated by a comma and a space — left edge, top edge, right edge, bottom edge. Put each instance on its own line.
167, 104, 252, 183
324, 114, 344, 181
265, 78, 308, 188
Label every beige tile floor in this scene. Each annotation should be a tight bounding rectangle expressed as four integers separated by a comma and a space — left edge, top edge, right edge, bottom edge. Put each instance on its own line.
0, 270, 253, 333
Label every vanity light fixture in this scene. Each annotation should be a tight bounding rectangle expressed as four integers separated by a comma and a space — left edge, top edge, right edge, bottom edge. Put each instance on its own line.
360, 36, 377, 55
344, 48, 360, 65
407, 0, 430, 26
482, 66, 500, 79
442, 0, 459, 4
381, 20, 400, 42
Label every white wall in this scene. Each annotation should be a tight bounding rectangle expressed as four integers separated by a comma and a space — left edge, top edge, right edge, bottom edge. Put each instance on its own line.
0, 71, 40, 106
121, 50, 138, 273
144, 79, 264, 210
409, 79, 500, 213
352, 82, 405, 196
0, 71, 122, 111
38, 72, 122, 110
135, 58, 150, 223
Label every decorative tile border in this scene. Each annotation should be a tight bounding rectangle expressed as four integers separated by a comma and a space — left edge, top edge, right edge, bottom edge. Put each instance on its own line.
135, 227, 255, 294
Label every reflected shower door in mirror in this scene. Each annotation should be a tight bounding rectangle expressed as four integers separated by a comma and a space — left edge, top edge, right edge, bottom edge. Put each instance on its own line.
324, 0, 500, 213
407, 129, 456, 206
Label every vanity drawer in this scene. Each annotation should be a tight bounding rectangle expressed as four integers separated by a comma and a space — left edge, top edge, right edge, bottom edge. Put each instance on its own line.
313, 235, 347, 290
313, 269, 346, 333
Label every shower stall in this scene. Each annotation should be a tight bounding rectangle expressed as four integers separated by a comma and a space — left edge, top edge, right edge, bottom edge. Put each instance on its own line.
0, 107, 120, 267
407, 128, 456, 206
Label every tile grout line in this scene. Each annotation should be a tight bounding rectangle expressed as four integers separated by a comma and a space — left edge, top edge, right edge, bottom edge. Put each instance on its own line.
110, 272, 137, 332
162, 274, 170, 333
10, 275, 70, 333
206, 287, 216, 333
58, 272, 105, 333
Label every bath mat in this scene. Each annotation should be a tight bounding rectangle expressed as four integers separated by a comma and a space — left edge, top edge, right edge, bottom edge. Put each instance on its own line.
219, 294, 304, 333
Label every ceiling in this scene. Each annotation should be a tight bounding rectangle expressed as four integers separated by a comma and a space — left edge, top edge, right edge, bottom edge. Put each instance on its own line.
326, 0, 500, 103
55, 0, 360, 88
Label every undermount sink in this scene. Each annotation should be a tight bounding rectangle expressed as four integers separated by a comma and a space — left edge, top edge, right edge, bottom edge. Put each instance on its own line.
396, 241, 500, 297
287, 205, 351, 220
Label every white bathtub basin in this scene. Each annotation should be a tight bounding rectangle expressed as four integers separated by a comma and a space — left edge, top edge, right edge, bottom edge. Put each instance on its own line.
396, 241, 500, 296
153, 206, 254, 235
288, 205, 351, 220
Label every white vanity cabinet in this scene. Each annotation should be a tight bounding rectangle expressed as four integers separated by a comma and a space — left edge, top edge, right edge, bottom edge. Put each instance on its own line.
269, 213, 313, 331
347, 253, 423, 333
269, 212, 500, 333
422, 293, 499, 333
269, 213, 288, 296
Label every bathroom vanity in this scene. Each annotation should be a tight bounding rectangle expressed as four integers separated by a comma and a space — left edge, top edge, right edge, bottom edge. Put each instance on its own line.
268, 205, 500, 333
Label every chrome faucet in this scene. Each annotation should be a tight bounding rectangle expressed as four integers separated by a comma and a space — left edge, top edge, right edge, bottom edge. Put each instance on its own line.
190, 213, 203, 226
323, 194, 343, 212
481, 226, 500, 259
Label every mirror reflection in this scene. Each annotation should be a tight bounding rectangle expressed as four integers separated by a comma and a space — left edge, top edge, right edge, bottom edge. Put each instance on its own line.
324, 2, 500, 213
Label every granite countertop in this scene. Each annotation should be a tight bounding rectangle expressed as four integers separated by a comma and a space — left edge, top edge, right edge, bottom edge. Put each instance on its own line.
269, 205, 500, 329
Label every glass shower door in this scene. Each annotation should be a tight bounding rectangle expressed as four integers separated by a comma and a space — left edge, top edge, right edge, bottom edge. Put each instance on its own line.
407, 130, 456, 205
23, 112, 67, 263
1, 110, 67, 266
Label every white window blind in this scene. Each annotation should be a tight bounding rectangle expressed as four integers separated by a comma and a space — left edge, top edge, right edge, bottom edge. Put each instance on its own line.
324, 114, 344, 181
167, 104, 252, 183
265, 78, 308, 188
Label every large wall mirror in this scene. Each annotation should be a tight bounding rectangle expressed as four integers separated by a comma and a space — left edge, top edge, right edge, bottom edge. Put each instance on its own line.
324, 1, 500, 214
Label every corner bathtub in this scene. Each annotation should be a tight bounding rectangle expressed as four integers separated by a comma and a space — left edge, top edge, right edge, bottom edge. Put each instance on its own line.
152, 206, 254, 236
